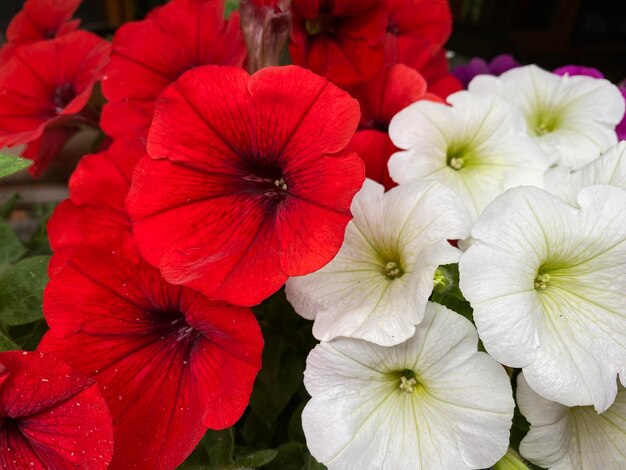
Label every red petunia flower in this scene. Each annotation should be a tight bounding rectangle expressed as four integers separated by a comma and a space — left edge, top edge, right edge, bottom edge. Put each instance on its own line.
384, 0, 452, 70
101, 0, 246, 144
0, 350, 113, 470
126, 65, 364, 306
384, 0, 461, 98
419, 49, 463, 99
39, 238, 264, 470
289, 0, 387, 86
347, 64, 440, 189
100, 101, 154, 145
47, 139, 144, 277
0, 0, 81, 64
0, 30, 110, 176
48, 139, 143, 254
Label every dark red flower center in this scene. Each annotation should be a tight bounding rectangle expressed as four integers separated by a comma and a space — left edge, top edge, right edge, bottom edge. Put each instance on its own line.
387, 21, 400, 35
305, 11, 337, 36
53, 83, 77, 113
237, 160, 289, 201
0, 416, 21, 439
364, 118, 389, 133
150, 311, 199, 341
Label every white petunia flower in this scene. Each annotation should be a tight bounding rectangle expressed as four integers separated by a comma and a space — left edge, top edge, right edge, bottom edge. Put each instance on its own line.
469, 65, 625, 169
388, 90, 548, 220
546, 141, 626, 205
302, 302, 514, 470
459, 185, 626, 412
517, 372, 626, 470
286, 178, 471, 346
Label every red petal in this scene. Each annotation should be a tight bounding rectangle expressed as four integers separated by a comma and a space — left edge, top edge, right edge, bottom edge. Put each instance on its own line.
348, 64, 428, 128
418, 49, 463, 99
147, 66, 252, 170
128, 157, 285, 305
427, 72, 463, 100
386, 0, 452, 67
47, 140, 140, 254
102, 0, 245, 104
100, 101, 153, 144
22, 124, 80, 177
348, 130, 398, 190
289, 0, 386, 85
5, 0, 81, 47
70, 140, 143, 209
250, 66, 361, 164
0, 351, 113, 470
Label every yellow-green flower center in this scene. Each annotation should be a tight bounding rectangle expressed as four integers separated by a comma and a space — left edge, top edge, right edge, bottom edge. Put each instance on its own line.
393, 369, 420, 394
446, 143, 476, 171
534, 273, 551, 290
385, 261, 402, 279
530, 107, 562, 136
399, 376, 418, 393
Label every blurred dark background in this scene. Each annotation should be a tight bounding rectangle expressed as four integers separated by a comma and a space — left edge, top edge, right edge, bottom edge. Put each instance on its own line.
1, 0, 625, 80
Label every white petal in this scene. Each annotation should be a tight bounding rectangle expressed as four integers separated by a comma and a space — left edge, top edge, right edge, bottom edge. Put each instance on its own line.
518, 373, 626, 469
388, 90, 548, 220
517, 373, 573, 467
469, 65, 624, 168
546, 141, 626, 205
302, 302, 514, 470
461, 185, 626, 411
287, 179, 471, 346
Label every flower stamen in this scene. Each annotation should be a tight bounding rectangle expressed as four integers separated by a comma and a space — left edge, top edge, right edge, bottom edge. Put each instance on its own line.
385, 261, 402, 279
534, 273, 551, 290
535, 122, 550, 135
399, 376, 418, 393
449, 156, 464, 170
274, 178, 287, 191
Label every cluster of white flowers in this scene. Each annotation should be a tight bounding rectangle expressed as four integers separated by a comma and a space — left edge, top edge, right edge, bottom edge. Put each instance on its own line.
287, 64, 626, 469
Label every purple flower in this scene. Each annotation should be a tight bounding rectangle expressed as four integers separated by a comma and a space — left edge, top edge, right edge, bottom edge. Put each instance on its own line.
452, 54, 521, 88
617, 83, 626, 141
553, 65, 604, 79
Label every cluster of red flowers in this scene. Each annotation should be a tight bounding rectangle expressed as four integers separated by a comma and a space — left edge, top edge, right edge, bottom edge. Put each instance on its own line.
290, 0, 458, 187
0, 0, 458, 468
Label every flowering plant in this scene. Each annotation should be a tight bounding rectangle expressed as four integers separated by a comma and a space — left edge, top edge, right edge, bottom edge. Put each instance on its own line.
0, 1, 625, 469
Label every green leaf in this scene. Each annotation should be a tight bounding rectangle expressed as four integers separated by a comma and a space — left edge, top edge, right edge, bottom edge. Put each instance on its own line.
0, 222, 27, 265
26, 202, 56, 255
180, 428, 236, 469
494, 448, 546, 470
225, 0, 239, 18
255, 331, 285, 389
0, 255, 49, 325
0, 194, 20, 219
235, 449, 278, 468
430, 263, 474, 321
241, 409, 275, 447
0, 330, 18, 351
287, 402, 306, 443
10, 319, 48, 351
202, 429, 235, 467
250, 353, 305, 426
266, 443, 325, 470
0, 154, 31, 179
